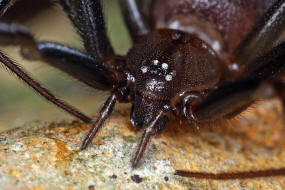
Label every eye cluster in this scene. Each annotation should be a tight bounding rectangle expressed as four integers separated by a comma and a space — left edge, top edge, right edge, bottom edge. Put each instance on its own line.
140, 60, 176, 82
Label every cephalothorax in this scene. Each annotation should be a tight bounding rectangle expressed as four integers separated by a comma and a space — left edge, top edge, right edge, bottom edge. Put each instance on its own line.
0, 0, 284, 179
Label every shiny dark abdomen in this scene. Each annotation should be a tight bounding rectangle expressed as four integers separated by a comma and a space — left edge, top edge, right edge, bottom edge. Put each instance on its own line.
151, 0, 275, 62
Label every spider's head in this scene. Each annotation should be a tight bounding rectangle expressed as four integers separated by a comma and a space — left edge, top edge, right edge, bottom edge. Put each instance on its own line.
129, 59, 176, 128
125, 29, 220, 129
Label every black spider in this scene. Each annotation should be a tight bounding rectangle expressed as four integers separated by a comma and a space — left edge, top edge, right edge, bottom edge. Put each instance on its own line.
0, 0, 284, 179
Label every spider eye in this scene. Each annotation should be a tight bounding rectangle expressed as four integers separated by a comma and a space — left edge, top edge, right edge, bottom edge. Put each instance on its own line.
140, 59, 175, 82
141, 66, 148, 73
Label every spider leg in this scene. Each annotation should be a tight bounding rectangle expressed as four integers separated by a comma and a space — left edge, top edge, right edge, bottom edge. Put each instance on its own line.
80, 93, 117, 150
191, 79, 264, 122
1, 0, 114, 59
0, 22, 34, 45
235, 0, 285, 69
192, 42, 285, 122
0, 50, 91, 123
0, 0, 16, 16
58, 0, 114, 60
271, 79, 285, 110
132, 110, 168, 168
269, 78, 285, 128
177, 42, 285, 179
118, 0, 152, 39
81, 98, 169, 168
0, 2, 94, 122
175, 168, 285, 180
0, 22, 116, 90
23, 42, 115, 90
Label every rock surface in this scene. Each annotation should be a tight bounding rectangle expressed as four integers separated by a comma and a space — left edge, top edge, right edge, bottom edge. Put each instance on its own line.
1, 100, 285, 189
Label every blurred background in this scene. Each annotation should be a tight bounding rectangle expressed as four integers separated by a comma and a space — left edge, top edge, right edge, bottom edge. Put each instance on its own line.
0, 0, 132, 131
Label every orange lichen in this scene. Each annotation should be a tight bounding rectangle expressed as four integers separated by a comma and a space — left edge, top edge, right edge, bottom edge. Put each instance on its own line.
32, 186, 45, 190
10, 169, 22, 178
1, 100, 285, 189
54, 140, 73, 159
62, 123, 89, 137
48, 122, 89, 138
48, 138, 73, 160
93, 139, 104, 145
151, 100, 285, 175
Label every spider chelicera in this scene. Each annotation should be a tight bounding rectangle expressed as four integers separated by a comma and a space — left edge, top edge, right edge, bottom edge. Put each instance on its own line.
0, 0, 284, 180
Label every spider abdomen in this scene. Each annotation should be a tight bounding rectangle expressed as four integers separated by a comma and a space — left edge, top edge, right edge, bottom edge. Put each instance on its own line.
152, 0, 275, 62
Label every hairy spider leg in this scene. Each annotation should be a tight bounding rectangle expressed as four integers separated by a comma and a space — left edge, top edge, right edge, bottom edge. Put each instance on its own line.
0, 18, 117, 90
0, 50, 91, 123
0, 0, 114, 60
118, 0, 151, 39
235, 0, 285, 69
0, 3, 93, 123
271, 79, 285, 111
80, 93, 117, 150
178, 42, 285, 179
0, 0, 114, 59
0, 0, 123, 118
57, 0, 137, 152
189, 42, 285, 123
191, 79, 263, 122
0, 0, 125, 151
175, 168, 285, 180
132, 109, 168, 168
0, 0, 16, 16
22, 42, 115, 91
59, 0, 114, 60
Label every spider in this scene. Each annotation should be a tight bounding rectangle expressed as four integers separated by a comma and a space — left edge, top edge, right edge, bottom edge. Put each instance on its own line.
0, 0, 284, 180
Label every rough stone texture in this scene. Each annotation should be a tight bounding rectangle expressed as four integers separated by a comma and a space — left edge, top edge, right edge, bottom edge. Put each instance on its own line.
1, 100, 285, 189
